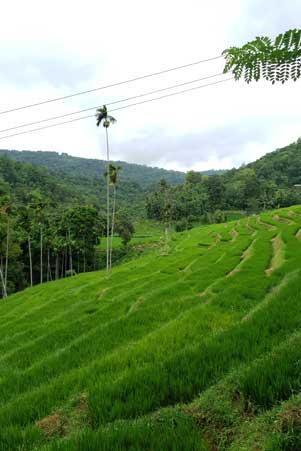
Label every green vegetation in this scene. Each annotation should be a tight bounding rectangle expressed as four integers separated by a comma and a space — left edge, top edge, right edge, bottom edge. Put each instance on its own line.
1, 206, 301, 450
0, 149, 185, 189
0, 152, 146, 217
147, 139, 301, 227
2, 137, 301, 298
223, 29, 301, 84
99, 219, 163, 252
0, 156, 140, 296
95, 105, 117, 272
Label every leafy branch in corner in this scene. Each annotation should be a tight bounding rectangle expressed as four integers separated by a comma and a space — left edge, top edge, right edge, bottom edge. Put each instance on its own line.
223, 29, 301, 84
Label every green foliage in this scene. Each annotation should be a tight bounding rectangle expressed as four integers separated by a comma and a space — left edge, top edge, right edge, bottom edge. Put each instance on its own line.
146, 176, 209, 224
147, 139, 301, 226
239, 333, 301, 409
0, 155, 108, 295
115, 212, 135, 246
175, 218, 193, 232
0, 149, 185, 190
223, 29, 301, 83
104, 163, 122, 186
47, 410, 205, 451
2, 138, 301, 296
95, 105, 116, 128
0, 207, 301, 449
213, 209, 226, 224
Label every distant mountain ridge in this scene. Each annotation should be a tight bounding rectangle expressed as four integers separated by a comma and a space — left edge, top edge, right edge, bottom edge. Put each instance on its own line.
0, 150, 185, 189
0, 149, 225, 188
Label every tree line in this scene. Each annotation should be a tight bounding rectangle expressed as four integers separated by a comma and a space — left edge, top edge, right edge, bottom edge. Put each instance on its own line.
0, 157, 135, 298
0, 188, 103, 297
146, 139, 301, 230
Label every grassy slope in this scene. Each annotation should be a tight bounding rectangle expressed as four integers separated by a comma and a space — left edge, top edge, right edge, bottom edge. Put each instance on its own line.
1, 207, 301, 450
99, 219, 164, 251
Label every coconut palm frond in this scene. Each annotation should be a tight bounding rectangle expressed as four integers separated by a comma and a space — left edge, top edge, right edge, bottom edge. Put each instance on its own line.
111, 165, 122, 185
108, 115, 117, 124
103, 164, 122, 185
95, 105, 108, 127
96, 114, 104, 127
96, 105, 107, 115
103, 164, 113, 179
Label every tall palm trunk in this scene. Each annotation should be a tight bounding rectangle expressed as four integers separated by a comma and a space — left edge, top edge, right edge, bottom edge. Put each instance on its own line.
105, 127, 110, 273
68, 228, 73, 274
0, 259, 7, 299
109, 185, 116, 270
47, 249, 52, 282
28, 236, 33, 287
61, 252, 65, 278
40, 225, 43, 284
65, 245, 67, 275
55, 254, 59, 280
4, 218, 9, 290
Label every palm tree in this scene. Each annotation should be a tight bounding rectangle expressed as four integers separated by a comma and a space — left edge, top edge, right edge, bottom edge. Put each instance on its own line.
104, 164, 122, 269
96, 105, 116, 272
0, 205, 8, 298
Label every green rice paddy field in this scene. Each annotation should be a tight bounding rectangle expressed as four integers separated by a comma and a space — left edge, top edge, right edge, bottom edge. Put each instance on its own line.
1, 206, 301, 450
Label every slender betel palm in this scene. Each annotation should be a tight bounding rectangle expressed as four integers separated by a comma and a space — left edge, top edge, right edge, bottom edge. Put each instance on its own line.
104, 164, 122, 269
96, 105, 116, 272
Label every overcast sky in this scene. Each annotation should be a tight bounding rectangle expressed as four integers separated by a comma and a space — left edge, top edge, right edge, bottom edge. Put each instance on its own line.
0, 0, 300, 172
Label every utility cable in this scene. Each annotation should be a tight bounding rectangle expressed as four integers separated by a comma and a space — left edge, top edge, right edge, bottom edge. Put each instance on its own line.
0, 55, 222, 115
0, 77, 233, 141
0, 72, 225, 133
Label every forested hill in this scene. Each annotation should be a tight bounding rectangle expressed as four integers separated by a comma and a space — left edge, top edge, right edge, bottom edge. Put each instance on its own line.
247, 139, 301, 185
0, 149, 185, 189
2, 138, 301, 218
0, 155, 145, 216
146, 139, 301, 226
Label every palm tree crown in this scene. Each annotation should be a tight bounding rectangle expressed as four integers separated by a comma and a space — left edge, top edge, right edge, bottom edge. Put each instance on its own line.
96, 105, 116, 128
104, 164, 122, 186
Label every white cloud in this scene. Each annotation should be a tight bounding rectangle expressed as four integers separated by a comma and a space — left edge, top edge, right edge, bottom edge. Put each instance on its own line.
0, 0, 300, 170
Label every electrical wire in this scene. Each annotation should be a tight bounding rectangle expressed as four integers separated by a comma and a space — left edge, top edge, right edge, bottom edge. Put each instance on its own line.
0, 72, 225, 133
110, 78, 233, 113
0, 55, 222, 115
0, 77, 233, 141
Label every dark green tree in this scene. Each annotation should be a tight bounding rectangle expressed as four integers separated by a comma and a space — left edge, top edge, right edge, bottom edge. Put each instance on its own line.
115, 212, 134, 248
0, 196, 22, 298
185, 171, 204, 185
207, 175, 224, 211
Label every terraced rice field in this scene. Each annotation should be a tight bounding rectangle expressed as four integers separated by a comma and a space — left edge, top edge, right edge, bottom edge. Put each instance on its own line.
1, 206, 301, 450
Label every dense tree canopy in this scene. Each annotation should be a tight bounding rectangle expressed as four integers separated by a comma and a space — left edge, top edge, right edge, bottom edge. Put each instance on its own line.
0, 156, 134, 297
0, 149, 185, 189
147, 139, 301, 227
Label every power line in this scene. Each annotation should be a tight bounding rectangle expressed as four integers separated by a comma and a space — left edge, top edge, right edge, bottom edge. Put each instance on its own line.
0, 77, 233, 141
0, 72, 225, 133
0, 55, 222, 115
110, 78, 233, 112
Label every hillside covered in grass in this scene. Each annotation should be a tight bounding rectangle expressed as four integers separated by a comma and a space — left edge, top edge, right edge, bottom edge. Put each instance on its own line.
1, 206, 301, 450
